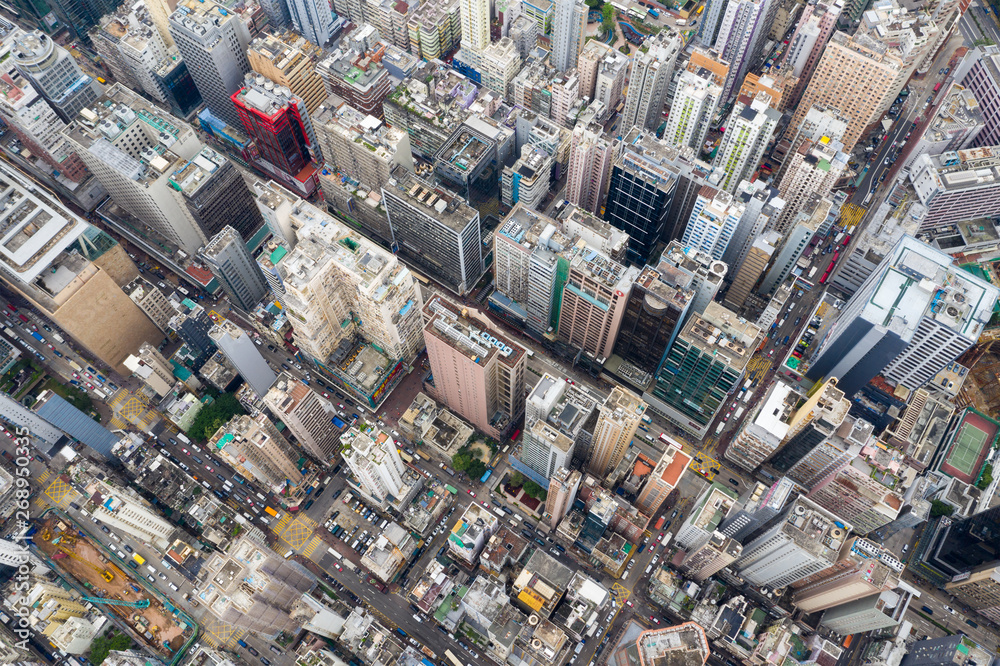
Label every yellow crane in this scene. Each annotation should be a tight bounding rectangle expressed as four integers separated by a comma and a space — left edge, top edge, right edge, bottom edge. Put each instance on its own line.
53, 547, 114, 583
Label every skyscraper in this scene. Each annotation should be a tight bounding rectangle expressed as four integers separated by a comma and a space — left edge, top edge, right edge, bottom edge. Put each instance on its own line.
806, 455, 904, 534
566, 124, 614, 215
674, 482, 739, 548
208, 319, 277, 396
772, 138, 848, 234
780, 0, 843, 107
713, 91, 780, 192
521, 419, 576, 481
635, 443, 691, 515
460, 0, 490, 54
734, 496, 853, 588
11, 31, 102, 123
551, 0, 587, 72
211, 413, 304, 489
588, 386, 647, 476
621, 31, 682, 132
725, 379, 797, 471
545, 467, 581, 529
719, 477, 796, 542
723, 232, 778, 311
341, 427, 406, 502
914, 504, 1000, 587
264, 373, 343, 461
679, 185, 746, 260
820, 586, 915, 634
713, 0, 779, 103
247, 32, 326, 113
201, 227, 270, 313
646, 302, 762, 438
169, 0, 251, 128
792, 537, 903, 613
423, 295, 526, 438
232, 77, 321, 197
680, 531, 743, 582
804, 236, 999, 396
663, 67, 723, 151
788, 31, 902, 153
603, 128, 681, 265
286, 0, 335, 47
382, 166, 484, 296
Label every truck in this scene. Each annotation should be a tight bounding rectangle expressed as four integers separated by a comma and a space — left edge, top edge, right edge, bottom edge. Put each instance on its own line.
734, 406, 745, 420
648, 8, 658, 17
654, 516, 665, 530
332, 417, 347, 429
328, 547, 343, 560
808, 266, 818, 279
68, 360, 82, 371
30, 331, 44, 343
51, 332, 64, 344
660, 532, 672, 547
641, 414, 652, 425
417, 450, 430, 461
445, 485, 458, 495
133, 553, 146, 565
3, 327, 13, 337
480, 469, 492, 483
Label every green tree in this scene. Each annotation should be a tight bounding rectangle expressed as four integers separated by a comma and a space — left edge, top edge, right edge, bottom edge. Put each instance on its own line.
930, 499, 955, 518
602, 4, 615, 32
88, 632, 132, 665
508, 472, 525, 488
522, 480, 548, 500
187, 392, 246, 441
977, 463, 994, 490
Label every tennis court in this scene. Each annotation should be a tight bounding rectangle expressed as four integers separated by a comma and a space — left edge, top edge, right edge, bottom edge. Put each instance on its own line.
947, 423, 989, 477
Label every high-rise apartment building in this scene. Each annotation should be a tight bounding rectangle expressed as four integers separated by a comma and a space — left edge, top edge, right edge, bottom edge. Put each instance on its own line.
792, 537, 903, 613
232, 78, 320, 197
341, 427, 406, 502
713, 92, 780, 192
247, 31, 326, 113
807, 455, 904, 534
680, 185, 746, 260
674, 482, 739, 548
551, 0, 587, 72
201, 227, 270, 312
566, 124, 614, 215
726, 380, 797, 471
91, 480, 178, 549
502, 145, 553, 211
169, 0, 251, 128
286, 0, 335, 47
719, 179, 782, 275
274, 196, 425, 370
781, 0, 843, 106
765, 378, 850, 473
317, 48, 392, 120
612, 261, 695, 379
758, 195, 835, 295
123, 341, 175, 397
734, 496, 854, 588
908, 148, 1000, 230
804, 236, 998, 396
518, 372, 601, 480
781, 416, 871, 492
314, 99, 414, 194
382, 166, 484, 295
588, 386, 647, 476
680, 531, 743, 582
945, 565, 1000, 622
521, 418, 576, 481
635, 443, 691, 515
647, 302, 762, 438
264, 372, 342, 461
209, 319, 276, 396
593, 48, 630, 111
211, 413, 304, 490
789, 31, 902, 153
719, 477, 796, 542
423, 295, 526, 438
713, 0, 779, 102
557, 244, 639, 362
576, 40, 612, 101
460, 0, 490, 54
772, 138, 848, 234
545, 467, 581, 529
663, 68, 723, 151
11, 31, 102, 123
604, 127, 682, 265
622, 31, 682, 132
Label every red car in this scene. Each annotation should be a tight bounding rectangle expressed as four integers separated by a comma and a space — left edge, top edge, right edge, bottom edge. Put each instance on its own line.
467, 489, 476, 497
650, 616, 660, 624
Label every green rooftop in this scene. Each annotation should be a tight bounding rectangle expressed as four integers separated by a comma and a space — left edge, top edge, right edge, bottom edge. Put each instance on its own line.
270, 246, 288, 264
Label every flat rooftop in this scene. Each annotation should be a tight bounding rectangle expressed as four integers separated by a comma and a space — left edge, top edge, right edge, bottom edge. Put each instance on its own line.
423, 295, 525, 368
384, 165, 478, 233
681, 302, 762, 370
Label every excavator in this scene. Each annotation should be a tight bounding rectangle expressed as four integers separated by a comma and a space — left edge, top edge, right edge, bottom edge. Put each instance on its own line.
52, 547, 115, 583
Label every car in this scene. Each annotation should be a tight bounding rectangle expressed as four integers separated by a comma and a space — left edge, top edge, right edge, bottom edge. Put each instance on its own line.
481, 502, 490, 509
649, 616, 660, 624
158, 572, 166, 580
181, 448, 188, 455
147, 575, 155, 583
944, 606, 956, 614
468, 490, 476, 497
260, 659, 271, 666
966, 619, 979, 628
101, 525, 110, 534
626, 600, 633, 607
123, 544, 133, 553
86, 382, 94, 389
205, 466, 213, 473
729, 477, 739, 486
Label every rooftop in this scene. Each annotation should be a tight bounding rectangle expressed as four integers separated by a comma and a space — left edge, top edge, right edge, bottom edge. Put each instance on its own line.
384, 165, 479, 232
681, 302, 763, 369
778, 497, 851, 564
423, 295, 524, 368
169, 146, 228, 197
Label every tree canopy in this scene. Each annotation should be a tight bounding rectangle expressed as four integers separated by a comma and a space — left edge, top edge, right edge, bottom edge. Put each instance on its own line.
187, 392, 245, 441
930, 499, 955, 518
88, 632, 132, 665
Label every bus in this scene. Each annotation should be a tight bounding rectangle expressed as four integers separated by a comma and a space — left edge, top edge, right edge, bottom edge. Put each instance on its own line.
659, 433, 682, 450
445, 485, 458, 495
933, 82, 942, 92
399, 449, 414, 464
445, 649, 464, 666
264, 506, 278, 517
480, 469, 493, 483
133, 553, 146, 565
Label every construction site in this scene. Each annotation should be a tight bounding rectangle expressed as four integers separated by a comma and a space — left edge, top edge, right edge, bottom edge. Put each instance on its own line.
33, 513, 193, 660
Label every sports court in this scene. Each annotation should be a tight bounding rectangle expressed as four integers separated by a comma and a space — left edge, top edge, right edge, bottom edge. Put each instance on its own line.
940, 409, 998, 485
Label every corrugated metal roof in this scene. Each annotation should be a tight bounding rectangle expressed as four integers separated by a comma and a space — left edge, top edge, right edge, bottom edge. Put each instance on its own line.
36, 394, 120, 457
